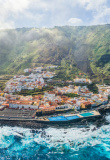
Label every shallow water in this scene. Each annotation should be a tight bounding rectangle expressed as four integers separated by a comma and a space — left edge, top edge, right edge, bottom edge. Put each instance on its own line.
0, 115, 110, 160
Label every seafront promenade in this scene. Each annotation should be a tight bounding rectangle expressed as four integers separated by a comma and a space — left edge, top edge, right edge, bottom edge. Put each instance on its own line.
0, 105, 109, 129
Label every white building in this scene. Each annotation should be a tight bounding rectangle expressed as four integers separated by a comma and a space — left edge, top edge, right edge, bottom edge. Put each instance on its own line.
9, 103, 38, 110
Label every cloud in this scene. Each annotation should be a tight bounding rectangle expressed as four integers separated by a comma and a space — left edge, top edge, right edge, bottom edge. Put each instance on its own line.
77, 0, 110, 25
68, 18, 82, 25
76, 0, 110, 25
0, 0, 31, 29
91, 6, 110, 25
0, 0, 110, 29
77, 0, 107, 11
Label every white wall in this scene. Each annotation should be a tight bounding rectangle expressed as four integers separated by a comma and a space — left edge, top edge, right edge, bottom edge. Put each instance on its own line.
9, 103, 38, 109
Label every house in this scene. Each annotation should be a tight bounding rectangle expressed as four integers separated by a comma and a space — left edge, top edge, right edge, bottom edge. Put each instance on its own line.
75, 105, 80, 110
81, 102, 91, 109
9, 101, 38, 110
90, 102, 96, 108
56, 104, 73, 110
74, 78, 92, 84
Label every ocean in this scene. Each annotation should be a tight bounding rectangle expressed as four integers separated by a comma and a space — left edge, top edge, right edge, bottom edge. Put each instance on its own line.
0, 115, 110, 160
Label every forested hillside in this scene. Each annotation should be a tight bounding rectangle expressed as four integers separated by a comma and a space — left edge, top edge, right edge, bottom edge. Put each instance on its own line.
0, 24, 110, 82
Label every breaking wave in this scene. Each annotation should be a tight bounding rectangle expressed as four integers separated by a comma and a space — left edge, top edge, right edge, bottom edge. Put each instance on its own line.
0, 115, 110, 160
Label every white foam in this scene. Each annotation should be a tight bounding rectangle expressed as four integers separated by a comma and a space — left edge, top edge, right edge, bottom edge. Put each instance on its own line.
106, 114, 110, 123
0, 114, 109, 152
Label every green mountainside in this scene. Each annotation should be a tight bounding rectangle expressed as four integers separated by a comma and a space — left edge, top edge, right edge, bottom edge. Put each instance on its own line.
0, 25, 110, 83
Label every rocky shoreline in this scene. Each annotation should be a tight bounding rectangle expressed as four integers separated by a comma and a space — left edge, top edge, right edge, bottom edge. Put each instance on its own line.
0, 105, 109, 129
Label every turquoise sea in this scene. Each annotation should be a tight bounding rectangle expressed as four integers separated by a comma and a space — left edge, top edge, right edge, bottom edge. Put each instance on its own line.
0, 115, 110, 160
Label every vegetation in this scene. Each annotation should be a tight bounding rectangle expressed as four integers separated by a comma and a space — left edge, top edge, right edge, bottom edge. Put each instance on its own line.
87, 83, 98, 94
64, 93, 79, 98
0, 25, 110, 83
53, 64, 82, 81
16, 86, 54, 96
0, 75, 13, 90
48, 82, 69, 87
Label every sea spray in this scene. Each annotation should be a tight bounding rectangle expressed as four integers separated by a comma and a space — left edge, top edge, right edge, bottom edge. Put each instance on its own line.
0, 115, 109, 160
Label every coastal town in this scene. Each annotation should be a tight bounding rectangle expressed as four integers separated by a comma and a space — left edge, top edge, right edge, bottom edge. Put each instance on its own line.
0, 65, 109, 121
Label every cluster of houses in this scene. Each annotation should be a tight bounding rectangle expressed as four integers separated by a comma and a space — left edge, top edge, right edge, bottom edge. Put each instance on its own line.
55, 85, 108, 110
0, 65, 109, 114
24, 65, 58, 73
0, 83, 109, 113
97, 84, 110, 97
4, 70, 56, 93
74, 78, 92, 84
